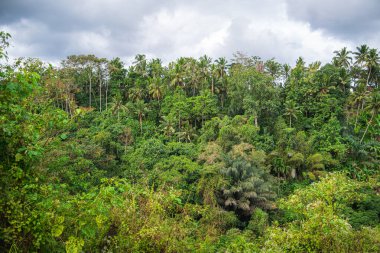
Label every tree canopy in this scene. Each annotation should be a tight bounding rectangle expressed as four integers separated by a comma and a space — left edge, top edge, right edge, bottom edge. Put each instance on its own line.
1, 32, 379, 252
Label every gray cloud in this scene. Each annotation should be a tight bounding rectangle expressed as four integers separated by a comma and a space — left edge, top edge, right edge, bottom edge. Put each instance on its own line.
286, 0, 380, 41
0, 0, 378, 65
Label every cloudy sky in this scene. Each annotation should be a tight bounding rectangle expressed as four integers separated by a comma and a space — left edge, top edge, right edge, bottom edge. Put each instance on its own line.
0, 0, 379, 65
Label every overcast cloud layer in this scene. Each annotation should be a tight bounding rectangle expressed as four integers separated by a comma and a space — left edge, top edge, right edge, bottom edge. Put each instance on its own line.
0, 0, 379, 65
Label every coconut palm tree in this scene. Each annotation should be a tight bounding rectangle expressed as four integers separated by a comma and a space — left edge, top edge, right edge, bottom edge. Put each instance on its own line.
169, 61, 184, 89
148, 58, 163, 78
109, 96, 127, 122
333, 47, 352, 68
199, 55, 212, 91
360, 92, 380, 143
133, 54, 148, 77
160, 115, 176, 138
354, 45, 373, 86
354, 45, 369, 66
215, 57, 227, 79
148, 77, 163, 101
176, 122, 197, 142
185, 58, 201, 96
350, 84, 369, 128
336, 68, 351, 93
365, 49, 380, 86
284, 100, 299, 128
129, 87, 145, 102
129, 99, 150, 135
210, 63, 217, 95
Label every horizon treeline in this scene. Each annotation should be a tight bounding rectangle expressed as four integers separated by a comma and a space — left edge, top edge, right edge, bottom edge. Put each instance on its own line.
1, 31, 380, 252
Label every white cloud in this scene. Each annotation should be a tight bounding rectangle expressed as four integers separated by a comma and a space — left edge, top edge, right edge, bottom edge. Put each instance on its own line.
68, 29, 111, 55
138, 8, 231, 61
0, 0, 378, 65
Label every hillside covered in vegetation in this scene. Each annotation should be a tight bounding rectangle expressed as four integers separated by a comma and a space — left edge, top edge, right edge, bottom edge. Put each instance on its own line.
1, 31, 379, 252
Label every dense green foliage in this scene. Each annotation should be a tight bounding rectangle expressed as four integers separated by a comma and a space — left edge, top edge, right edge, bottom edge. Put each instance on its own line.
1, 33, 379, 252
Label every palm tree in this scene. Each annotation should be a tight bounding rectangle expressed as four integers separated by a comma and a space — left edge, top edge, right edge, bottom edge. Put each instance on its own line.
169, 61, 184, 89
308, 61, 321, 73
199, 55, 212, 91
133, 54, 148, 77
219, 156, 275, 216
176, 122, 197, 142
333, 47, 352, 68
160, 115, 176, 138
109, 96, 127, 121
214, 57, 228, 107
284, 100, 299, 128
215, 57, 227, 79
336, 68, 351, 93
148, 58, 163, 78
129, 99, 149, 135
129, 87, 145, 101
365, 49, 380, 86
210, 63, 217, 95
354, 45, 373, 86
354, 45, 369, 66
360, 92, 380, 143
148, 77, 163, 101
351, 84, 369, 128
185, 58, 201, 96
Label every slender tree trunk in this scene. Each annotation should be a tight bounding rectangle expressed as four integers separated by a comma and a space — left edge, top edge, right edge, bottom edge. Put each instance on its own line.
254, 116, 258, 127
67, 94, 73, 118
91, 90, 98, 107
89, 74, 92, 107
139, 114, 143, 135
105, 80, 108, 111
99, 79, 102, 112
360, 111, 374, 143
354, 103, 360, 129
211, 77, 214, 95
289, 116, 292, 128
366, 67, 372, 87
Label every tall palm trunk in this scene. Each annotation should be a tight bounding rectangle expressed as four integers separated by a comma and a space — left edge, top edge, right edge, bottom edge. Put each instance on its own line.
99, 79, 102, 112
105, 80, 108, 111
211, 77, 214, 95
366, 67, 372, 87
354, 103, 360, 129
89, 74, 92, 107
360, 111, 374, 143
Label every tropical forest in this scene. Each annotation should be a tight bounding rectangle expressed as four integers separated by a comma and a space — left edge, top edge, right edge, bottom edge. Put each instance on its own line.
0, 30, 380, 252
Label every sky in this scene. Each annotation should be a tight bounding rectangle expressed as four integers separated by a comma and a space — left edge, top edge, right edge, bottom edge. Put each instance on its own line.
0, 0, 379, 65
